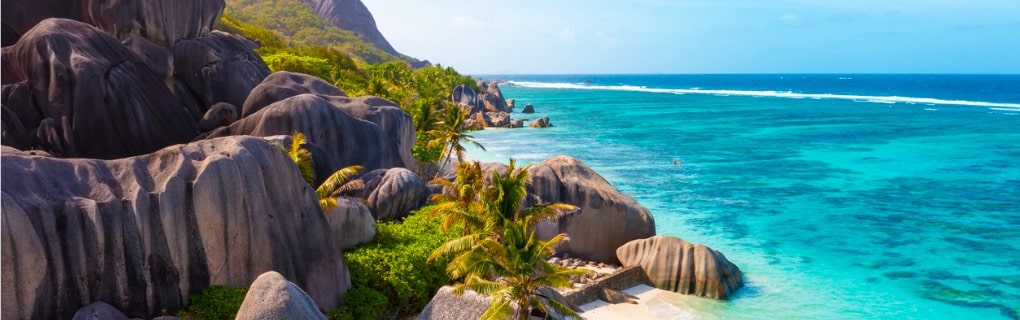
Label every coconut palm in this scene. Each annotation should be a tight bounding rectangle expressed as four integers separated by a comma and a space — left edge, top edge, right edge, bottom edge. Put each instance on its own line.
429, 159, 582, 319
429, 104, 484, 176
428, 161, 487, 235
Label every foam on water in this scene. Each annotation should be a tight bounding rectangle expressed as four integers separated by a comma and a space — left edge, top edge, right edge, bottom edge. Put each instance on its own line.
507, 81, 1020, 109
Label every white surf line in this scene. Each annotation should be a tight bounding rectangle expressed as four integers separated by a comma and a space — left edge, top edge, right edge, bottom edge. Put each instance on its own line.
507, 81, 1020, 110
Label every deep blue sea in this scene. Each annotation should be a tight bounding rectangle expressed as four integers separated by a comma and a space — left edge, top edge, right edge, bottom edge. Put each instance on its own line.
465, 74, 1020, 319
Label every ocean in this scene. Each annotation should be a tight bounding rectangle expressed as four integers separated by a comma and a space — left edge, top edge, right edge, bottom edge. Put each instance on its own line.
463, 74, 1020, 319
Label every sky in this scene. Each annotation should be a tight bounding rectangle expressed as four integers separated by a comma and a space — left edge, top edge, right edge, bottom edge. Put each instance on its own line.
362, 0, 1020, 74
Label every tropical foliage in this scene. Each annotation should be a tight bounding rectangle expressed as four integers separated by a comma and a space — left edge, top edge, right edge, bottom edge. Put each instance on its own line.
427, 160, 584, 320
280, 132, 364, 210
339, 209, 457, 318
175, 285, 248, 320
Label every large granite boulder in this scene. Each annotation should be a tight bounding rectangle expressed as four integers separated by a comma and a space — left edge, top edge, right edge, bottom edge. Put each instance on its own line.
1, 18, 198, 159
0, 0, 223, 47
530, 117, 552, 128
173, 31, 270, 109
417, 286, 488, 320
476, 81, 511, 113
325, 197, 377, 250
71, 302, 130, 320
235, 271, 327, 320
359, 168, 426, 220
616, 236, 743, 300
1, 136, 350, 319
332, 96, 416, 168
241, 71, 347, 118
451, 84, 477, 108
529, 156, 656, 263
204, 94, 407, 172
196, 102, 239, 132
473, 111, 511, 128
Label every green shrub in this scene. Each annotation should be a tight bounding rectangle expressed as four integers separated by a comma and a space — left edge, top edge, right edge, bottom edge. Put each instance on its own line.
176, 285, 248, 320
341, 208, 457, 318
327, 286, 388, 320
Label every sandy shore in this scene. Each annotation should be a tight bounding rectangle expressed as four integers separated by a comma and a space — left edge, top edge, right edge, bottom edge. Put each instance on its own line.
579, 284, 698, 320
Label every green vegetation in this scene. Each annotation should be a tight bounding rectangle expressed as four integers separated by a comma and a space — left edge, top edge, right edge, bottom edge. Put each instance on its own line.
175, 285, 248, 320
337, 210, 457, 318
428, 160, 586, 320
280, 132, 364, 210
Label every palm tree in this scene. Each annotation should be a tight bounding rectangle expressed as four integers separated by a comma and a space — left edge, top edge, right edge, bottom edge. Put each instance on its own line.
429, 159, 582, 319
429, 104, 484, 176
281, 132, 365, 211
428, 161, 487, 235
441, 221, 588, 320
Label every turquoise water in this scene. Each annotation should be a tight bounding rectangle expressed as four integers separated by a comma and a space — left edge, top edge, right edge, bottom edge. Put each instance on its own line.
464, 75, 1020, 319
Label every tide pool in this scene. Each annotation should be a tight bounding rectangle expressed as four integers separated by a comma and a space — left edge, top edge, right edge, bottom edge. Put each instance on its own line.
464, 75, 1020, 319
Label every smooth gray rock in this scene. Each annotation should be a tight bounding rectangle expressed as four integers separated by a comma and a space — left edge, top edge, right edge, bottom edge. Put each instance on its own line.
72, 302, 130, 320
362, 168, 426, 220
332, 96, 415, 169
598, 288, 639, 304
236, 271, 326, 320
173, 31, 270, 110
616, 236, 743, 300
451, 84, 477, 107
530, 117, 552, 128
476, 81, 511, 113
1, 136, 349, 319
197, 102, 239, 132
529, 156, 656, 263
241, 71, 347, 118
2, 18, 198, 159
204, 94, 407, 173
417, 286, 489, 320
325, 197, 377, 250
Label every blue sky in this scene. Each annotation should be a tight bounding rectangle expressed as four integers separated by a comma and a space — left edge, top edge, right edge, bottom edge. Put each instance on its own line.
363, 1, 1020, 74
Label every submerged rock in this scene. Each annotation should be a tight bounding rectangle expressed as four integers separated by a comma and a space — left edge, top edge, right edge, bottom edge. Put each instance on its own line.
530, 117, 552, 128
1, 136, 349, 319
529, 156, 656, 263
616, 235, 743, 300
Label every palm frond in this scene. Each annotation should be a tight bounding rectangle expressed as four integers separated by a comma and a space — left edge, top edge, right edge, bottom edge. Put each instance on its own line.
428, 233, 485, 261
316, 165, 363, 200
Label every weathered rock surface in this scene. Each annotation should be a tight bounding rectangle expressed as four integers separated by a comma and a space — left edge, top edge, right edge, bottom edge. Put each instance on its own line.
325, 197, 377, 250
173, 31, 270, 109
359, 168, 426, 220
473, 111, 511, 128
451, 84, 477, 108
529, 156, 656, 263
301, 0, 398, 56
616, 236, 742, 300
235, 271, 327, 320
417, 286, 489, 320
204, 94, 407, 172
1, 136, 349, 319
2, 18, 198, 159
1, 0, 224, 47
530, 117, 552, 128
598, 288, 639, 304
510, 119, 525, 128
197, 102, 239, 132
71, 301, 130, 320
522, 103, 535, 114
332, 96, 416, 168
242, 71, 347, 118
477, 81, 511, 113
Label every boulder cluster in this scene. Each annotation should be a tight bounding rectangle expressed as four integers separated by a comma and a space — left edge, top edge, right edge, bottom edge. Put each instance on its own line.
452, 82, 555, 129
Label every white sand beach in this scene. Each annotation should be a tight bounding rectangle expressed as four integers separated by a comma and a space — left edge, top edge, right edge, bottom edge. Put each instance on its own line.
579, 285, 699, 320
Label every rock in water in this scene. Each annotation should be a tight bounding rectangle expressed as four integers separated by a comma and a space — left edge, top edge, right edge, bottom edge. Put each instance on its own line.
522, 103, 535, 113
1, 136, 349, 319
476, 81, 512, 113
173, 31, 270, 109
204, 94, 408, 172
529, 156, 656, 263
236, 271, 327, 320
2, 18, 198, 159
616, 236, 743, 300
529, 117, 552, 128
242, 71, 347, 118
325, 197, 377, 250
360, 168, 426, 220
